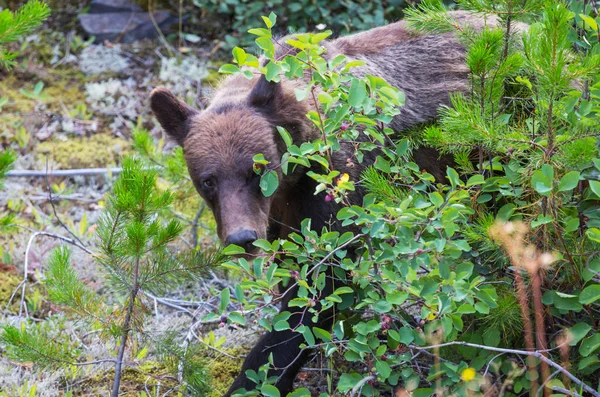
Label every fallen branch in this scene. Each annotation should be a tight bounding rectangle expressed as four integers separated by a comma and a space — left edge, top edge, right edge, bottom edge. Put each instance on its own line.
6, 167, 124, 178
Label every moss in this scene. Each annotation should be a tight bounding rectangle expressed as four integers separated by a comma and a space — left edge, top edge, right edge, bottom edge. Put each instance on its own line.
204, 63, 225, 88
207, 347, 246, 397
75, 360, 177, 396
0, 269, 21, 311
0, 75, 36, 114
37, 134, 131, 169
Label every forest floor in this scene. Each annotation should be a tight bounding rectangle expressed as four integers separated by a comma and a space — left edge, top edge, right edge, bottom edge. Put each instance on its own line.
0, 1, 346, 395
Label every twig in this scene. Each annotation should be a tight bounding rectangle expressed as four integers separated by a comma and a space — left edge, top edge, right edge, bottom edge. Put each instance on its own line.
411, 342, 600, 397
350, 375, 375, 397
191, 203, 206, 248
46, 156, 88, 248
19, 231, 42, 318
552, 386, 582, 397
111, 257, 141, 397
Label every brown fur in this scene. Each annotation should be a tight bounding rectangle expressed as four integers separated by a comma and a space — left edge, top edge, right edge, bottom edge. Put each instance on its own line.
149, 11, 526, 395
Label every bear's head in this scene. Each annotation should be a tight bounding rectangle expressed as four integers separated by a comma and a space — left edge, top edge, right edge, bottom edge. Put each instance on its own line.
150, 76, 310, 252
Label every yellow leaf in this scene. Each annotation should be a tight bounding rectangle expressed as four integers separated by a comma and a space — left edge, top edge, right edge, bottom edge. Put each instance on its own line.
338, 173, 350, 185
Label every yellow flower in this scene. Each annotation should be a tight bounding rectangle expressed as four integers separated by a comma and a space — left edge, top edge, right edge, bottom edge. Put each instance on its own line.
460, 367, 477, 382
338, 173, 350, 185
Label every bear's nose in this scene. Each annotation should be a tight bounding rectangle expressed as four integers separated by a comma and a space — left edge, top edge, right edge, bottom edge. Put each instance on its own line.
225, 229, 258, 252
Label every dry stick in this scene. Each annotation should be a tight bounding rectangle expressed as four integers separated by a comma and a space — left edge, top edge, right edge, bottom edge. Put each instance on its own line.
46, 156, 88, 249
513, 269, 539, 396
191, 203, 206, 249
111, 257, 141, 397
531, 268, 551, 397
349, 375, 375, 397
552, 386, 582, 397
411, 342, 600, 397
18, 231, 42, 318
7, 167, 124, 178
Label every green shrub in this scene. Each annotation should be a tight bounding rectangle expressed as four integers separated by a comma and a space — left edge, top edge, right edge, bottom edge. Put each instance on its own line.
190, 0, 408, 49
212, 0, 600, 395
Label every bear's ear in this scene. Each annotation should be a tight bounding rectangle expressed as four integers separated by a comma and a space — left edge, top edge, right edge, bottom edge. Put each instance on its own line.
247, 76, 283, 113
150, 87, 198, 146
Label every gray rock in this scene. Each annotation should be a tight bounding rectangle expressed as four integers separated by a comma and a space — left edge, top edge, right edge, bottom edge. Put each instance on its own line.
89, 0, 143, 14
78, 10, 178, 43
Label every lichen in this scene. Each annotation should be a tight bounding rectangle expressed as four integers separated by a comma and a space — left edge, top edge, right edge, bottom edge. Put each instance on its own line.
37, 134, 131, 169
80, 45, 130, 76
85, 78, 143, 130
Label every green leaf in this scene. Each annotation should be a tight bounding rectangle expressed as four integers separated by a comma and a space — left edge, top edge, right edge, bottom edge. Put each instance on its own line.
261, 384, 281, 397
260, 170, 279, 197
348, 78, 367, 107
265, 61, 282, 82
229, 312, 246, 325
531, 215, 553, 228
287, 388, 311, 397
579, 14, 599, 31
466, 174, 484, 186
222, 244, 245, 255
313, 327, 332, 342
218, 64, 240, 74
219, 288, 230, 313
376, 360, 392, 380
580, 333, 600, 357
248, 28, 271, 37
589, 180, 600, 197
558, 171, 580, 192
261, 15, 273, 29
374, 300, 392, 313
531, 169, 552, 196
446, 168, 461, 188
298, 325, 315, 346
337, 373, 364, 392
267, 12, 277, 27
586, 228, 600, 243
567, 323, 592, 346
580, 285, 600, 304
334, 287, 354, 295
277, 126, 293, 148
399, 327, 414, 344
232, 47, 246, 65
413, 388, 434, 397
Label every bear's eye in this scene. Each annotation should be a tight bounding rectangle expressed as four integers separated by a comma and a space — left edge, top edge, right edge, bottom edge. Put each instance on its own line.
202, 179, 215, 189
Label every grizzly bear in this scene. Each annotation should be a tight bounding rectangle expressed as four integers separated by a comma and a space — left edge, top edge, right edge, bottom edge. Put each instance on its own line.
150, 11, 525, 396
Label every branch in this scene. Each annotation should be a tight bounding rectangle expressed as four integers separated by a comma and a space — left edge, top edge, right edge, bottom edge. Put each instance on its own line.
411, 342, 600, 397
6, 167, 124, 178
350, 375, 375, 397
46, 156, 88, 248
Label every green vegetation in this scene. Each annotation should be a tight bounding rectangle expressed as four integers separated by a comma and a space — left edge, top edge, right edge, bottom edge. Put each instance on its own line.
0, 0, 50, 69
1, 0, 600, 396
1, 157, 221, 396
213, 0, 600, 395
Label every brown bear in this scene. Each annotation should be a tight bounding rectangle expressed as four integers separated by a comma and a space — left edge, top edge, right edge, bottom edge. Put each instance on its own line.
150, 11, 525, 396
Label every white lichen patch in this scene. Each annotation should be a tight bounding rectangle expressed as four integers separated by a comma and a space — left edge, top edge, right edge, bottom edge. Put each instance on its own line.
80, 44, 130, 75
85, 78, 142, 130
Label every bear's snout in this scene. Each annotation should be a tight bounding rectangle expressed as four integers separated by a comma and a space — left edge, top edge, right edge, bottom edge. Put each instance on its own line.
224, 228, 258, 252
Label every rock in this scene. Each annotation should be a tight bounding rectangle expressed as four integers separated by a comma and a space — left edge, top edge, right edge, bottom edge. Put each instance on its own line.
89, 0, 144, 14
78, 0, 178, 43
